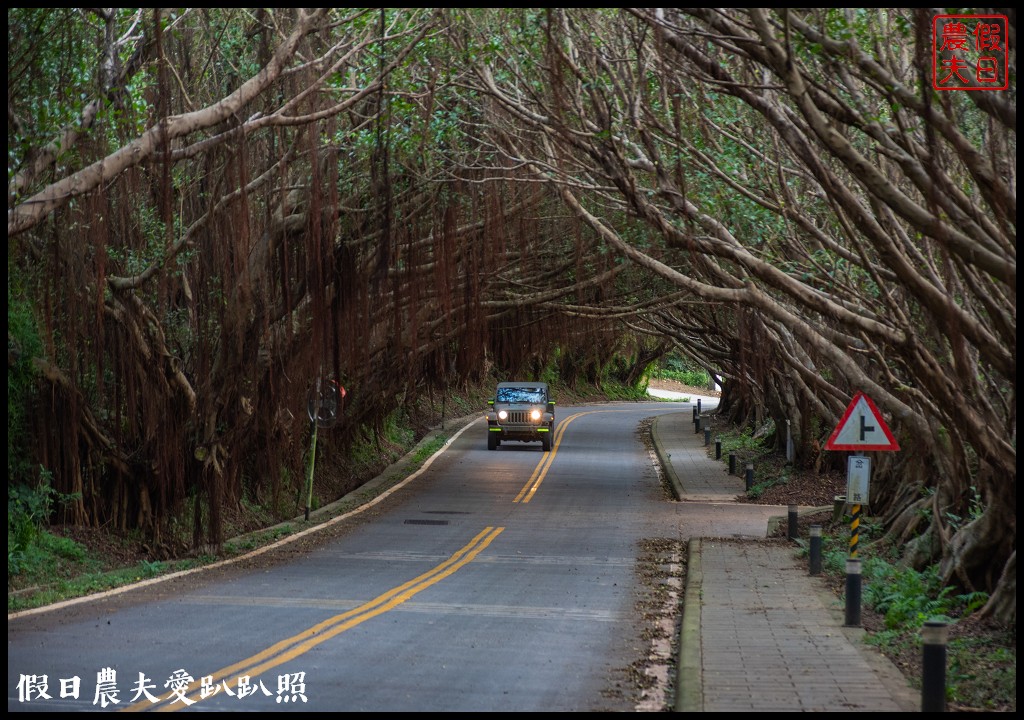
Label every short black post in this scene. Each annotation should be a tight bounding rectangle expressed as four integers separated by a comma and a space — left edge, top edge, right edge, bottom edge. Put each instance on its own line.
921, 620, 948, 712
744, 463, 754, 491
787, 504, 799, 541
692, 405, 698, 422
697, 399, 702, 415
695, 415, 702, 433
704, 427, 711, 446
809, 525, 822, 575
728, 452, 736, 475
715, 437, 722, 460
844, 557, 862, 627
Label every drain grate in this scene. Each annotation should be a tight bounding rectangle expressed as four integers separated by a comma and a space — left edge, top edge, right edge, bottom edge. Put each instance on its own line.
404, 519, 450, 526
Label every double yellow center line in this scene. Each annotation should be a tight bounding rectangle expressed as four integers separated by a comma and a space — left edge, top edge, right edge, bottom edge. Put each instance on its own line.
132, 410, 597, 711
514, 411, 591, 503
127, 526, 504, 712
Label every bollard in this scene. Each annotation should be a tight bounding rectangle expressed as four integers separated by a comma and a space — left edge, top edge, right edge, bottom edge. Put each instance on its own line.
744, 463, 754, 491
692, 405, 698, 422
715, 437, 722, 460
844, 557, 862, 627
695, 415, 702, 433
921, 620, 948, 712
697, 399, 702, 415
729, 452, 736, 476
787, 504, 799, 541
809, 525, 822, 575
704, 427, 711, 446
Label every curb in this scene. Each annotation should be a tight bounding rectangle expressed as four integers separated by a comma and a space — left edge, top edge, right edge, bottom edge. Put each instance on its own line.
675, 537, 704, 712
650, 413, 685, 500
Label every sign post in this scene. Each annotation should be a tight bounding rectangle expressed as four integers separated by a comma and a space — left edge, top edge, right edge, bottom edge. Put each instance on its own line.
305, 378, 346, 521
846, 456, 870, 556
826, 392, 899, 557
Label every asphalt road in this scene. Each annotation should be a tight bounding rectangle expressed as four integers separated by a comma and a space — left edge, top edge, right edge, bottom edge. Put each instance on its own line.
8, 399, 781, 712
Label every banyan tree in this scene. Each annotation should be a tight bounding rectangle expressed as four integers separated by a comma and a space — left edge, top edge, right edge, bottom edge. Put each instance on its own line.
8, 8, 1015, 623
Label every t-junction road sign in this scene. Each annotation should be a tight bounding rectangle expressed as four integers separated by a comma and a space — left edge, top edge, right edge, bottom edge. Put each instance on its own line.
825, 392, 900, 452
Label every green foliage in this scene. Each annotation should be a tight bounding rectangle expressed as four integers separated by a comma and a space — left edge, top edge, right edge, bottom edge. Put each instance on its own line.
600, 380, 649, 401
943, 486, 984, 532
9, 470, 84, 578
746, 466, 790, 500
7, 553, 209, 613
8, 526, 94, 588
539, 361, 561, 387
410, 437, 446, 465
652, 367, 709, 387
858, 557, 1008, 707
8, 472, 55, 577
863, 561, 988, 629
140, 559, 166, 577
651, 352, 711, 388
719, 427, 761, 455
383, 409, 415, 448
812, 523, 1011, 709
345, 407, 417, 477
945, 637, 1017, 710
7, 284, 43, 486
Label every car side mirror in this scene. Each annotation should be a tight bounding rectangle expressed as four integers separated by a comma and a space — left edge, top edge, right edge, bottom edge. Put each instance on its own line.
488, 399, 494, 406
547, 401, 555, 412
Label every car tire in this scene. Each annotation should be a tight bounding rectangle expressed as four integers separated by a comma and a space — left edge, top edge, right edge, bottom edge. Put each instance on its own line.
541, 434, 551, 452
488, 432, 497, 451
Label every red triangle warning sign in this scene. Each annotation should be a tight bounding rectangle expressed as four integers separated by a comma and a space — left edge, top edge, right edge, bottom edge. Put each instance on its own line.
825, 392, 900, 451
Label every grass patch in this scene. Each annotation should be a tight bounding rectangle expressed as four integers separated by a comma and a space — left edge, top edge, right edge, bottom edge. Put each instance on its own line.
810, 527, 1016, 712
10, 530, 99, 588
8, 556, 204, 614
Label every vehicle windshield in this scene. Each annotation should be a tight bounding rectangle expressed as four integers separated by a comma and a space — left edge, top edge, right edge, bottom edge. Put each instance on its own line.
496, 387, 546, 404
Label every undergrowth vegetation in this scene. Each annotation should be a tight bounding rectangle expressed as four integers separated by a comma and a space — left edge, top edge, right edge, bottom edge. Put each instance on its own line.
648, 354, 711, 390
816, 528, 1014, 711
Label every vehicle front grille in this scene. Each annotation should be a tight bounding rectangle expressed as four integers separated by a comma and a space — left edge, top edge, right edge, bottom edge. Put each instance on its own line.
505, 411, 534, 424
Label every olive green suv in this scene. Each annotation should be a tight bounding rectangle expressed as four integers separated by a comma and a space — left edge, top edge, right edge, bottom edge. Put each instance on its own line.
486, 382, 555, 451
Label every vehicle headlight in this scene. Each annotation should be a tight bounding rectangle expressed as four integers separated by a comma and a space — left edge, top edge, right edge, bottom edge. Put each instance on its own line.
498, 410, 508, 420
530, 409, 541, 421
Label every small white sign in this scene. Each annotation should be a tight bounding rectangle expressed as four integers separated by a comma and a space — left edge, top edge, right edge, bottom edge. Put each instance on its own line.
847, 455, 871, 505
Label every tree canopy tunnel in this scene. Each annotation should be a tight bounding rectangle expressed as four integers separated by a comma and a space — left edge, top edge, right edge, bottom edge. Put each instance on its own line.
8, 8, 1014, 623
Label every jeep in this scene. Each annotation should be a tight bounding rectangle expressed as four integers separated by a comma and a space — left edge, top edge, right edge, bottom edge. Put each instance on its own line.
486, 381, 555, 451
